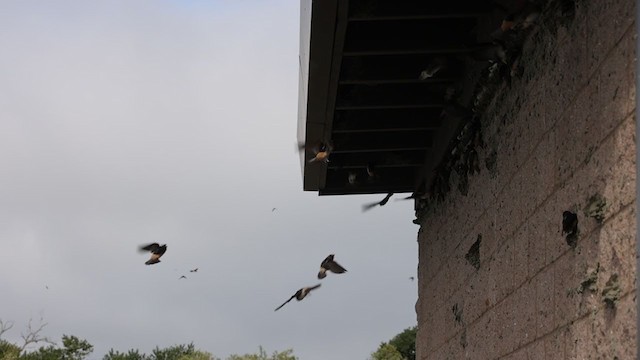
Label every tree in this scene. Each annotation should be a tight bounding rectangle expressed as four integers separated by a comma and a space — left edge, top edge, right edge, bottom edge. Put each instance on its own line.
0, 340, 21, 360
388, 326, 416, 360
370, 343, 403, 360
0, 318, 54, 356
20, 335, 93, 360
103, 349, 150, 360
226, 346, 297, 360
370, 326, 417, 360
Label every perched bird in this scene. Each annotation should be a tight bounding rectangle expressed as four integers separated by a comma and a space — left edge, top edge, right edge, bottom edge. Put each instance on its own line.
419, 57, 447, 80
179, 275, 187, 280
318, 254, 347, 279
362, 193, 394, 212
347, 172, 358, 186
274, 284, 322, 311
190, 268, 199, 273
562, 211, 578, 235
139, 243, 167, 265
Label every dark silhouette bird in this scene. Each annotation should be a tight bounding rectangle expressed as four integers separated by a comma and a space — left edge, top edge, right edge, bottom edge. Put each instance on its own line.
409, 276, 415, 281
318, 254, 347, 279
419, 56, 447, 80
139, 243, 167, 265
179, 275, 187, 280
274, 284, 322, 311
347, 172, 358, 186
362, 193, 393, 212
190, 268, 198, 273
272, 207, 277, 212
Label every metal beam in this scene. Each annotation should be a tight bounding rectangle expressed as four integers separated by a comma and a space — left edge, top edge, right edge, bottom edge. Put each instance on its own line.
332, 147, 429, 154
343, 48, 475, 56
319, 186, 414, 196
348, 12, 487, 22
328, 164, 423, 170
332, 127, 437, 134
335, 104, 443, 110
338, 78, 456, 85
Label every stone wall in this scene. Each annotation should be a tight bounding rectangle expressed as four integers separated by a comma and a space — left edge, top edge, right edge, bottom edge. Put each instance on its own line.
415, 0, 637, 358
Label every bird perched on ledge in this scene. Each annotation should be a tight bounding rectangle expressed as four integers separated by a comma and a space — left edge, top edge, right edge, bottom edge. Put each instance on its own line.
318, 254, 347, 279
139, 243, 167, 265
274, 284, 321, 311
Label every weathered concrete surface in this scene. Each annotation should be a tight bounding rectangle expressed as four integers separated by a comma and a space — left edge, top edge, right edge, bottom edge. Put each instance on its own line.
416, 1, 637, 358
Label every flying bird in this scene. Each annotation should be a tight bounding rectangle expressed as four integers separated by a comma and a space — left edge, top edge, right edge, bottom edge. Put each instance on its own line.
139, 243, 167, 265
309, 142, 333, 163
274, 284, 321, 311
179, 275, 187, 280
190, 268, 199, 273
362, 193, 394, 212
318, 254, 347, 279
299, 141, 333, 163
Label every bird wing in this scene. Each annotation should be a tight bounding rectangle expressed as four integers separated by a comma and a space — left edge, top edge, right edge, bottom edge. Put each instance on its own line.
274, 295, 296, 311
307, 283, 322, 292
327, 260, 347, 274
154, 245, 167, 256
320, 255, 334, 268
140, 243, 160, 252
361, 201, 381, 212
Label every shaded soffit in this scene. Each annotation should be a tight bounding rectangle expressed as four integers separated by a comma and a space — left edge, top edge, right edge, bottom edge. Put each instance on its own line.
298, 0, 508, 196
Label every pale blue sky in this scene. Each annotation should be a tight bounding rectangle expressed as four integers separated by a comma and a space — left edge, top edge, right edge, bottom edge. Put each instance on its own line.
0, 1, 418, 359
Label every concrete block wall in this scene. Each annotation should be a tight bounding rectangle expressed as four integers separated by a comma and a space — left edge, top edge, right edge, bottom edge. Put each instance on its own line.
415, 1, 636, 359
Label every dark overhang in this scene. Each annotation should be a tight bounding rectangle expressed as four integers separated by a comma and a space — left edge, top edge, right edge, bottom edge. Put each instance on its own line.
298, 0, 510, 196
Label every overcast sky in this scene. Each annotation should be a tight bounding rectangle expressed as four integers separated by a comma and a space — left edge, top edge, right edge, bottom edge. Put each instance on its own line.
0, 1, 418, 359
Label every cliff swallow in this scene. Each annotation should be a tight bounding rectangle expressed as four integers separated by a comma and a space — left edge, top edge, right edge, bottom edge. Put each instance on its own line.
318, 254, 347, 279
348, 172, 358, 186
309, 142, 333, 163
190, 268, 198, 273
362, 192, 394, 212
419, 57, 447, 80
274, 284, 322, 311
139, 243, 167, 265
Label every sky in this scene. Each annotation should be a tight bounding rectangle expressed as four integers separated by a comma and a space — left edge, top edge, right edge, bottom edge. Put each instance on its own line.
0, 1, 419, 359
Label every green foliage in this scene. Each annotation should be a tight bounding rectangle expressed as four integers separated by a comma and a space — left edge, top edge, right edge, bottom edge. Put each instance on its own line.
388, 326, 416, 360
19, 335, 93, 360
60, 335, 93, 360
103, 348, 151, 360
0, 340, 21, 360
370, 343, 403, 360
370, 326, 417, 360
226, 346, 296, 360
